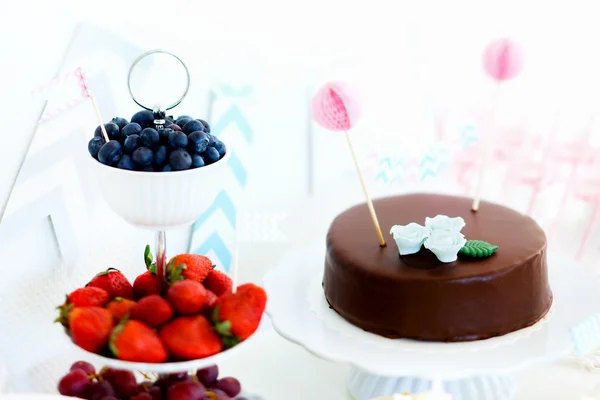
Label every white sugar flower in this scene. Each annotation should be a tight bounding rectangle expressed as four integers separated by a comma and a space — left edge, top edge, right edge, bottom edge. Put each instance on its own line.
390, 223, 431, 255
424, 230, 467, 263
425, 215, 466, 233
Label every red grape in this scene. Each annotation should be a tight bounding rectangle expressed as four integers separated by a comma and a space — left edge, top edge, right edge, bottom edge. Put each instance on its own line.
57, 369, 90, 397
88, 381, 115, 400
69, 360, 96, 376
196, 365, 219, 387
167, 380, 206, 400
148, 386, 162, 400
131, 393, 152, 400
215, 377, 241, 397
99, 397, 118, 400
100, 368, 137, 398
205, 388, 230, 399
138, 380, 153, 392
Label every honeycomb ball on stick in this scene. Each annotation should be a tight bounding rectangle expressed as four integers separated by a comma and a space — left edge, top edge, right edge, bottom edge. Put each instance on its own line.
311, 82, 361, 131
482, 37, 524, 81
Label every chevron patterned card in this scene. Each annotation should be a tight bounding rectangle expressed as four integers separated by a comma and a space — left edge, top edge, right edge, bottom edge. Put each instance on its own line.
188, 85, 253, 273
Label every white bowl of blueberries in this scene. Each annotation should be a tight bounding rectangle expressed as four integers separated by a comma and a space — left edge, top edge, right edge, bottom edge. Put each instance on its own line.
88, 110, 230, 230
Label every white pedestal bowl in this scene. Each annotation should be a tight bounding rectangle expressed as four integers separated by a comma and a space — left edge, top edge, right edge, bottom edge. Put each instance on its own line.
90, 151, 231, 230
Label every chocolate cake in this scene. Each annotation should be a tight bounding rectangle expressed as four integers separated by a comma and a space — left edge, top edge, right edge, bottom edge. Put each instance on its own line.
323, 193, 552, 342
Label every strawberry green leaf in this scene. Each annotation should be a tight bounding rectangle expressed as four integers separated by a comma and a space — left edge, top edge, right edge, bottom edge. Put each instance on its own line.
214, 321, 232, 337
109, 315, 129, 357
54, 302, 74, 325
221, 335, 240, 349
211, 306, 221, 325
148, 263, 156, 274
459, 240, 498, 258
165, 259, 187, 285
144, 245, 153, 268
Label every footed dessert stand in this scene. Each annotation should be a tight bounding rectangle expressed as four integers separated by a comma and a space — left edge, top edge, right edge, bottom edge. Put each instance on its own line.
63, 50, 249, 374
263, 244, 600, 400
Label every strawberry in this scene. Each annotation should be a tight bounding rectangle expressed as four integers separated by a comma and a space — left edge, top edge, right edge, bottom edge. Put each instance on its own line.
166, 280, 207, 315
133, 271, 159, 300
201, 290, 219, 317
133, 245, 162, 300
56, 287, 110, 325
203, 270, 233, 296
130, 295, 173, 327
110, 319, 167, 363
87, 268, 133, 300
166, 254, 214, 284
68, 307, 113, 353
106, 297, 136, 322
159, 315, 222, 360
67, 287, 110, 307
213, 283, 267, 346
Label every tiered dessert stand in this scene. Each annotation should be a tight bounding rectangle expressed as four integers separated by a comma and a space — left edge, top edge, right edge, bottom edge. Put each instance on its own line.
264, 243, 600, 400
60, 50, 262, 376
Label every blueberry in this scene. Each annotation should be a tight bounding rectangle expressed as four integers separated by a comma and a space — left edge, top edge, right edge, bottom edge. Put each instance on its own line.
132, 147, 154, 168
197, 119, 210, 133
98, 140, 122, 165
212, 140, 226, 157
94, 122, 120, 141
162, 164, 172, 172
139, 166, 155, 172
122, 123, 142, 138
169, 149, 192, 170
203, 147, 220, 164
175, 118, 192, 130
153, 145, 168, 167
141, 128, 159, 147
88, 137, 106, 158
111, 117, 129, 130
131, 110, 155, 128
191, 154, 205, 168
206, 133, 216, 146
116, 154, 135, 170
170, 124, 182, 132
123, 134, 141, 154
187, 131, 210, 153
175, 115, 193, 125
168, 131, 188, 149
182, 119, 203, 134
158, 128, 173, 144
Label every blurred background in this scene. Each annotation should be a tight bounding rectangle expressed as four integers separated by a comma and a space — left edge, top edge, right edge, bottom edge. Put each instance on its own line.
2, 1, 600, 396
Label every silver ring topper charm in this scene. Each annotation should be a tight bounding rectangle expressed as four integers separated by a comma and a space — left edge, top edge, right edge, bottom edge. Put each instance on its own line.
127, 49, 191, 129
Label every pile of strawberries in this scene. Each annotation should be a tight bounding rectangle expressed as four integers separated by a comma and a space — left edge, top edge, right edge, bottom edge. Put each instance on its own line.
56, 246, 267, 363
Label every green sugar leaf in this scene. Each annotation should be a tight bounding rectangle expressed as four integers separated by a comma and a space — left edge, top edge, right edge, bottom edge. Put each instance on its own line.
459, 240, 498, 258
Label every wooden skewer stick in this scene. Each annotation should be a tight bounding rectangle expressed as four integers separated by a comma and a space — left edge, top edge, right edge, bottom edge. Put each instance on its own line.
76, 68, 109, 143
90, 96, 110, 143
345, 130, 386, 246
471, 87, 500, 211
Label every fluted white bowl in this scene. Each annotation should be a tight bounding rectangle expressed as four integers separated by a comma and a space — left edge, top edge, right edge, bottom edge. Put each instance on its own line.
91, 151, 231, 230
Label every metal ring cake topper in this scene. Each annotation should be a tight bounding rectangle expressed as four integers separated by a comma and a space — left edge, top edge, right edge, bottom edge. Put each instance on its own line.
127, 49, 191, 111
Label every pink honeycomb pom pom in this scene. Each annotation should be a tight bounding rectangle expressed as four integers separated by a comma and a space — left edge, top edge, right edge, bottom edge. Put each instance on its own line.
311, 82, 361, 131
483, 38, 524, 81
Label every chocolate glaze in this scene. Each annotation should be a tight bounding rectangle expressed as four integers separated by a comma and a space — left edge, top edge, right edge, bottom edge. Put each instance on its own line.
323, 194, 553, 342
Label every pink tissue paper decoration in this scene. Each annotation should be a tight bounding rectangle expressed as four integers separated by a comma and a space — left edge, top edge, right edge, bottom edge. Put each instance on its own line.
311, 82, 361, 131
32, 66, 90, 123
483, 38, 524, 81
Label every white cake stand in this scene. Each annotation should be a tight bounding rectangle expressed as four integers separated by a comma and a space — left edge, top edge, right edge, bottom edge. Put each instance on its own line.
263, 244, 600, 400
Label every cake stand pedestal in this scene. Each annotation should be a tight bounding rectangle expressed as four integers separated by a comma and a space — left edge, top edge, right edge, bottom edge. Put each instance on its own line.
263, 245, 600, 400
346, 370, 516, 400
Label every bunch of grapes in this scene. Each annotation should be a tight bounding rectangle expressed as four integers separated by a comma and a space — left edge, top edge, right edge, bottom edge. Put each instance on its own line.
58, 361, 248, 399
